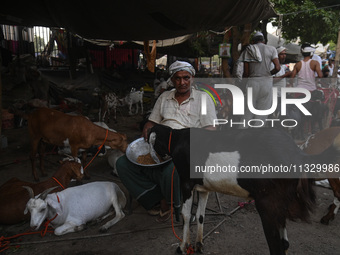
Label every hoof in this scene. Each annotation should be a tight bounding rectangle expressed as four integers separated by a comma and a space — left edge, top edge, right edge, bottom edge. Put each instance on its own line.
320, 217, 330, 225
177, 243, 193, 254
283, 239, 289, 252
195, 242, 204, 253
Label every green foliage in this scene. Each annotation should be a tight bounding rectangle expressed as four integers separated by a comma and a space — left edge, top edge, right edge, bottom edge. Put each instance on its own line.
189, 32, 224, 57
328, 40, 336, 51
271, 0, 340, 45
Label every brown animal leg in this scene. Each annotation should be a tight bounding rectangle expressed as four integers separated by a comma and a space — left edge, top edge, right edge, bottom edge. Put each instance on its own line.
328, 178, 340, 199
320, 178, 340, 224
80, 151, 90, 179
320, 204, 336, 225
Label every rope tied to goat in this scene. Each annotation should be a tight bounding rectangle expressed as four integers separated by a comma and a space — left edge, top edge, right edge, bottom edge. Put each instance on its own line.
84, 129, 108, 170
168, 130, 195, 254
0, 180, 65, 252
0, 222, 55, 252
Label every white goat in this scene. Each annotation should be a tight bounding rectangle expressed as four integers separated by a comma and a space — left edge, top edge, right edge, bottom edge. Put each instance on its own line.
24, 181, 126, 235
119, 87, 144, 115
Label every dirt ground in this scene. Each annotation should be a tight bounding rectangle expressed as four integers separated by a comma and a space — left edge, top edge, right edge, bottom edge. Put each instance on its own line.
1, 78, 340, 255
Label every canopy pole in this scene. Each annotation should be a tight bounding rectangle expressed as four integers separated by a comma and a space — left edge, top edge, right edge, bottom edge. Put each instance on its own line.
221, 27, 231, 78
144, 40, 157, 73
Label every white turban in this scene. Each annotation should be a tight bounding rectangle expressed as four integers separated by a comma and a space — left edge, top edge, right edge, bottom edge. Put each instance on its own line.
276, 46, 287, 54
168, 61, 196, 77
301, 46, 316, 53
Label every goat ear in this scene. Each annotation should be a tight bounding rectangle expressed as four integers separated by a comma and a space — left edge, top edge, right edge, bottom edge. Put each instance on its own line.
146, 129, 154, 142
24, 206, 28, 215
47, 197, 63, 215
148, 132, 157, 146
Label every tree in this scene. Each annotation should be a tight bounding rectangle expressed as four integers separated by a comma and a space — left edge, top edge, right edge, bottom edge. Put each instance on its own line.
270, 0, 340, 45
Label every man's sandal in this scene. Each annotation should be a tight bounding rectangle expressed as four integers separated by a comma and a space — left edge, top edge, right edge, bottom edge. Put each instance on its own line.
156, 209, 171, 223
147, 205, 161, 216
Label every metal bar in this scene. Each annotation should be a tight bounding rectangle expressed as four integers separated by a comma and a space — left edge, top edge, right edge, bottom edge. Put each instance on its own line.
214, 192, 223, 212
203, 218, 227, 240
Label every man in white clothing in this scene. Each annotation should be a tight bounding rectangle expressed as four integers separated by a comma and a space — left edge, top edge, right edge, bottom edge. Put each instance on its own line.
117, 61, 217, 223
290, 43, 323, 92
241, 32, 280, 128
312, 53, 322, 73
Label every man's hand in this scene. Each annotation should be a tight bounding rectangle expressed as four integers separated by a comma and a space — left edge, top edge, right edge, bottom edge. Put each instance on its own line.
142, 121, 156, 141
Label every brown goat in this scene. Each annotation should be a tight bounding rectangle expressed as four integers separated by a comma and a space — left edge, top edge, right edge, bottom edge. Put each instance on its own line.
27, 107, 128, 181
0, 159, 83, 225
301, 126, 340, 224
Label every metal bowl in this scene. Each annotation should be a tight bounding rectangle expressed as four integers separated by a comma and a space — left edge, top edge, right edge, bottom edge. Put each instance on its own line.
126, 138, 171, 167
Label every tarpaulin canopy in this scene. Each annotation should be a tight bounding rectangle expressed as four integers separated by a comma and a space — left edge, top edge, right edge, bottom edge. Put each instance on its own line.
0, 0, 276, 41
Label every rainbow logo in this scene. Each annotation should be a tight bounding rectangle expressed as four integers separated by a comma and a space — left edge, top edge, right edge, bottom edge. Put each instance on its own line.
197, 83, 223, 106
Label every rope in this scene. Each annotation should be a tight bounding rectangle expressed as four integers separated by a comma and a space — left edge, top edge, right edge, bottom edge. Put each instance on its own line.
0, 193, 62, 251
171, 166, 182, 242
0, 226, 54, 252
238, 200, 255, 208
84, 129, 108, 170
41, 214, 58, 237
170, 166, 194, 254
167, 129, 253, 254
53, 177, 65, 190
169, 130, 194, 254
168, 131, 172, 153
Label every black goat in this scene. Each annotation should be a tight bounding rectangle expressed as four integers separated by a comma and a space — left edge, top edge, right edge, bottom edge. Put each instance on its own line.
148, 124, 340, 255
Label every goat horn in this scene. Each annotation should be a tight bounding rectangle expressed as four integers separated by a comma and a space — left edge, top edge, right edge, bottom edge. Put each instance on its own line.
23, 186, 35, 198
38, 186, 59, 200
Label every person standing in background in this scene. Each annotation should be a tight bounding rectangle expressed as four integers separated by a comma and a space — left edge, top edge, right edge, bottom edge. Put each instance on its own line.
241, 32, 280, 128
